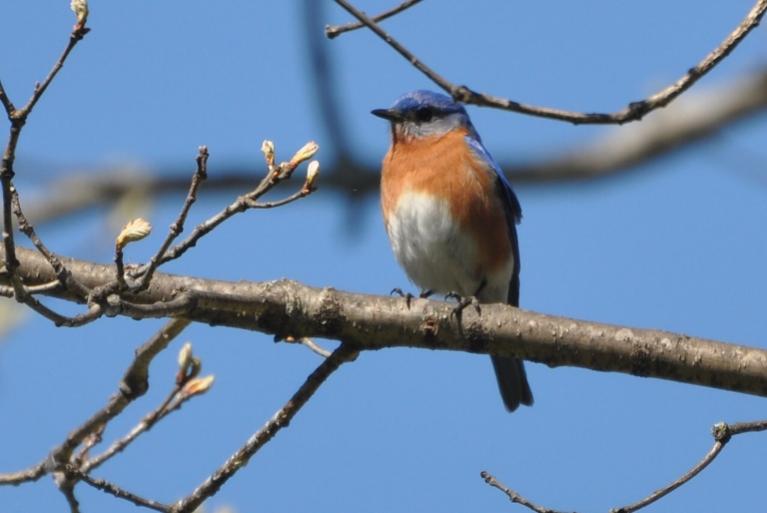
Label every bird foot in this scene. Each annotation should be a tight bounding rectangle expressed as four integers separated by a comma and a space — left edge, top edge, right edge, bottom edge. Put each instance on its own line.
391, 287, 415, 308
446, 292, 481, 318
391, 288, 434, 308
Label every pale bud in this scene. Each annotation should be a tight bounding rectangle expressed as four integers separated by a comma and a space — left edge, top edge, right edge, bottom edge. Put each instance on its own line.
182, 375, 215, 396
288, 141, 319, 168
116, 217, 152, 250
177, 342, 193, 370
304, 160, 320, 191
70, 0, 89, 25
261, 140, 275, 167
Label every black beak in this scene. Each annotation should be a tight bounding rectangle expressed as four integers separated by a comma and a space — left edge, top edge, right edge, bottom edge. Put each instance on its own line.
371, 108, 404, 122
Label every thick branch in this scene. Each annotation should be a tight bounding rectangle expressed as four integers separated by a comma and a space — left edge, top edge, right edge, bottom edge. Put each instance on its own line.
4, 246, 767, 398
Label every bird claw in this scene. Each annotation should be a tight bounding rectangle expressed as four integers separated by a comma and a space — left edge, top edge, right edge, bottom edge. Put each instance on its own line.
391, 287, 415, 308
446, 292, 481, 318
391, 288, 436, 308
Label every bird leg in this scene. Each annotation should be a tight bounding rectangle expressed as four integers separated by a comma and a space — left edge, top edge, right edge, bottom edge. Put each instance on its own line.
446, 292, 482, 318
446, 279, 485, 318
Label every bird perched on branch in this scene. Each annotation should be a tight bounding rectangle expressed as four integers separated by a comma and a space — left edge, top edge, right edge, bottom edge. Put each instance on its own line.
372, 90, 533, 411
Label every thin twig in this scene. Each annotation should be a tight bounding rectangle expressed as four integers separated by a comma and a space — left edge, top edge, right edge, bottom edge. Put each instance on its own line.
300, 337, 332, 358
1, 124, 24, 275
11, 191, 88, 297
115, 246, 127, 288
482, 419, 767, 513
71, 469, 170, 513
71, 423, 106, 468
17, 65, 767, 226
59, 303, 104, 328
727, 418, 767, 435
17, 26, 90, 119
120, 318, 192, 399
0, 80, 15, 115
281, 335, 333, 358
0, 21, 90, 324
333, 0, 767, 124
0, 279, 61, 297
1, 23, 90, 262
7, 281, 71, 325
246, 187, 313, 209
58, 480, 82, 513
0, 319, 191, 484
134, 146, 209, 291
0, 463, 47, 486
326, 0, 422, 38
611, 420, 767, 513
82, 381, 188, 473
171, 344, 356, 513
48, 319, 190, 464
332, 0, 453, 93
156, 150, 316, 267
481, 471, 556, 513
1, 271, 99, 329
159, 188, 260, 264
612, 444, 724, 513
306, 0, 355, 160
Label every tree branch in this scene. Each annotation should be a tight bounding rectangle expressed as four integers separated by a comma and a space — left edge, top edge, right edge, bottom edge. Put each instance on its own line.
332, 0, 767, 124
82, 361, 211, 473
482, 419, 767, 513
510, 67, 767, 182
170, 343, 355, 513
325, 0, 423, 38
133, 146, 208, 291
0, 319, 191, 485
481, 471, 555, 513
3, 246, 767, 398
0, 19, 91, 326
20, 65, 767, 227
611, 419, 767, 513
71, 469, 170, 513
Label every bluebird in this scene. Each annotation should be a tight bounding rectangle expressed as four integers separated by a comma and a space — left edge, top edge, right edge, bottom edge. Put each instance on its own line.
372, 90, 533, 412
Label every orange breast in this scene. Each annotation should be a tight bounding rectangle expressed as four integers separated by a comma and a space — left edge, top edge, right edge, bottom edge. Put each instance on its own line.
380, 129, 512, 272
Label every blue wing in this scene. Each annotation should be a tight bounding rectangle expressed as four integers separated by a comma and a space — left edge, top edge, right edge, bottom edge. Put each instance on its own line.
464, 136, 522, 225
465, 135, 533, 408
465, 135, 522, 306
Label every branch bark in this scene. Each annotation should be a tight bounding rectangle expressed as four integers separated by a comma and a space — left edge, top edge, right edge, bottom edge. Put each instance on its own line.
4, 246, 767, 398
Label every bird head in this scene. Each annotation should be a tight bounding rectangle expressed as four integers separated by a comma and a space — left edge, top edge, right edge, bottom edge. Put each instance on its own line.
371, 90, 474, 141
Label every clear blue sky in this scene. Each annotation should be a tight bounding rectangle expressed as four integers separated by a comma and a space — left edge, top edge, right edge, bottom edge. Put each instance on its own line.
1, 1, 766, 512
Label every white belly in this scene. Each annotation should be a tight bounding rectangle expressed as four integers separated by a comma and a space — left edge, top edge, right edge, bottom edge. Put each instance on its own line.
386, 191, 511, 300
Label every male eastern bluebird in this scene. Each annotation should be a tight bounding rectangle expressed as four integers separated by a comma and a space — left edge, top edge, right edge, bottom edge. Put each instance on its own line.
372, 90, 534, 412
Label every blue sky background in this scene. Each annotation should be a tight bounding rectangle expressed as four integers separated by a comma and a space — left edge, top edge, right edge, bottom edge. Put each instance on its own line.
1, 1, 766, 512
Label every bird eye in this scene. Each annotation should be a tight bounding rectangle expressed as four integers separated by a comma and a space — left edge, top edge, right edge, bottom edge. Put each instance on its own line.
414, 107, 434, 122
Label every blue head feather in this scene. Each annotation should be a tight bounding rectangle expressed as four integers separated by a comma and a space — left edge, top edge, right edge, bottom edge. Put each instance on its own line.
390, 90, 466, 115
372, 90, 476, 140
